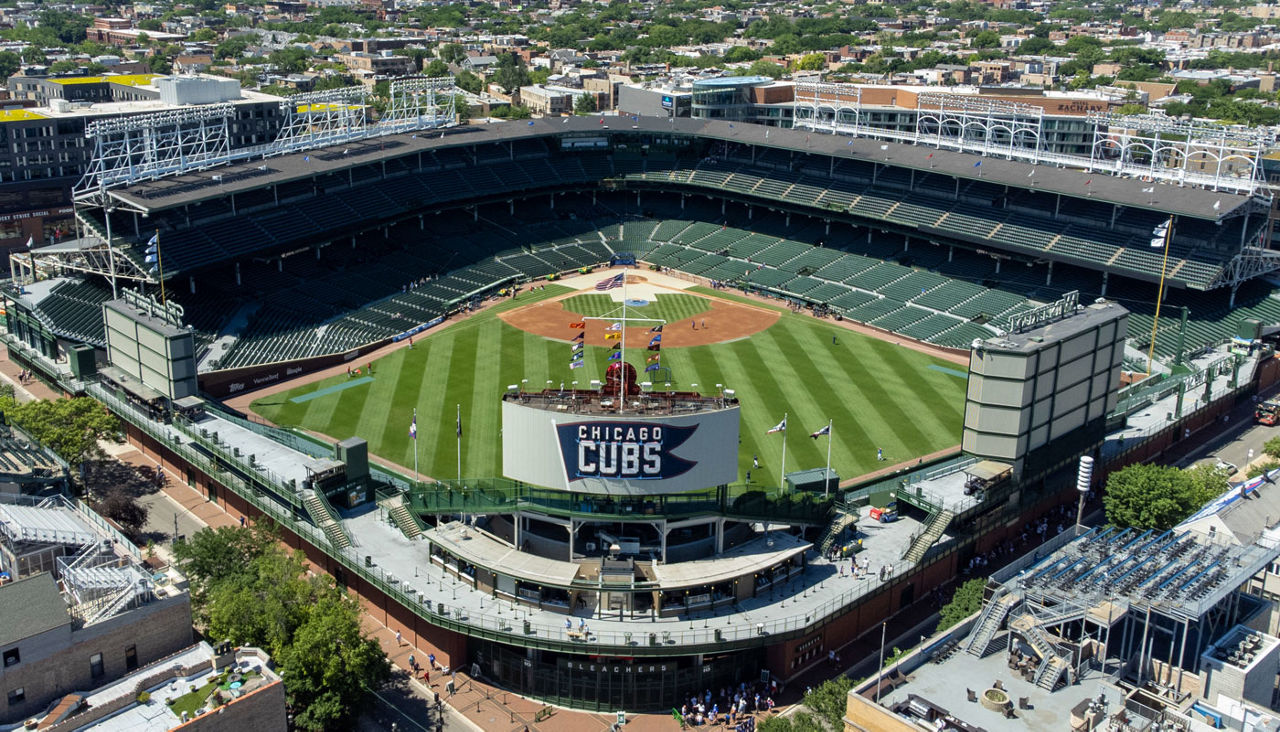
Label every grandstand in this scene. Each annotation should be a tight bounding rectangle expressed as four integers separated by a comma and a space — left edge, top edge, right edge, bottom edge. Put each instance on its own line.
6, 117, 1277, 388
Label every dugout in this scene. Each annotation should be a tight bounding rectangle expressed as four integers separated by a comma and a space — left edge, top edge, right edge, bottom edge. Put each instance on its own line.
785, 468, 838, 494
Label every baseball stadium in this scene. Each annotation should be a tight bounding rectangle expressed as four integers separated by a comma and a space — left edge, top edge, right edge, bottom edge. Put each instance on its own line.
5, 80, 1280, 715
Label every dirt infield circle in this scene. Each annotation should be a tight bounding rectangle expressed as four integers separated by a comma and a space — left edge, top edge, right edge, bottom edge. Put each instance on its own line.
500, 285, 779, 347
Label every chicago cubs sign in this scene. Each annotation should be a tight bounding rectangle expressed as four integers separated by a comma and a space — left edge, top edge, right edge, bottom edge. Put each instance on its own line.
501, 400, 740, 495
556, 421, 698, 481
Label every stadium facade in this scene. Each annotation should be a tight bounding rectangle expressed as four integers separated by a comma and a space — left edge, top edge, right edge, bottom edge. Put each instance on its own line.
2, 110, 1280, 711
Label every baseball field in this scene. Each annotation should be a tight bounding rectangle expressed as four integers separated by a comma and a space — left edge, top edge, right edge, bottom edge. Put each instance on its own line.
250, 277, 967, 486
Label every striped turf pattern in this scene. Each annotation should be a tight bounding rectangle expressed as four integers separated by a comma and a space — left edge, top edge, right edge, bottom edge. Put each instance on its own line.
559, 293, 710, 324
253, 285, 966, 487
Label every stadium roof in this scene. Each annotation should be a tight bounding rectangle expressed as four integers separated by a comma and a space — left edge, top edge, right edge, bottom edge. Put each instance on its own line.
106, 117, 1251, 220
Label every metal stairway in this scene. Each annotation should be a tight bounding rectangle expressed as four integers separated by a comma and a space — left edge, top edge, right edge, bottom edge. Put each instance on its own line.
1008, 613, 1073, 690
303, 490, 352, 550
902, 509, 955, 563
817, 504, 858, 556
382, 494, 423, 540
965, 590, 1019, 657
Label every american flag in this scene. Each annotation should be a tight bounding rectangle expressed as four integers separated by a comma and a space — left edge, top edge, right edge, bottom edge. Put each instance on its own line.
595, 273, 625, 291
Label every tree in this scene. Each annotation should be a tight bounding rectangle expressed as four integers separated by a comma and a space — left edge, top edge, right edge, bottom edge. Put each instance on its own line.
1103, 463, 1225, 530
0, 396, 122, 469
574, 92, 596, 115
190, 28, 218, 43
20, 47, 45, 64
723, 45, 760, 64
171, 524, 277, 608
492, 53, 530, 94
269, 46, 310, 74
278, 592, 391, 731
0, 51, 18, 81
745, 60, 785, 79
1018, 37, 1055, 55
455, 69, 482, 94
215, 36, 251, 60
1264, 435, 1280, 459
937, 577, 986, 632
1116, 102, 1146, 115
758, 711, 826, 732
971, 30, 1001, 49
438, 42, 465, 65
96, 487, 148, 537
422, 58, 448, 77
795, 53, 825, 71
803, 676, 854, 729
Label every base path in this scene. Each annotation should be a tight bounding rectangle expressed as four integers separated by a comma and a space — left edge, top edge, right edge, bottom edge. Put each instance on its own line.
500, 271, 779, 347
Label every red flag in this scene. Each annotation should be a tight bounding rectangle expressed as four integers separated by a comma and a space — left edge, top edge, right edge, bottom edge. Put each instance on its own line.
647, 353, 661, 363
926, 153, 933, 159
569, 322, 585, 329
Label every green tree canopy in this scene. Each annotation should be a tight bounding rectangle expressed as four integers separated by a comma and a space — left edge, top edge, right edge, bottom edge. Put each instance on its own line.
938, 577, 986, 632
1103, 463, 1225, 530
795, 53, 826, 71
745, 60, 785, 79
174, 524, 389, 730
0, 395, 122, 468
269, 46, 311, 74
1018, 36, 1055, 55
492, 53, 530, 93
574, 92, 596, 114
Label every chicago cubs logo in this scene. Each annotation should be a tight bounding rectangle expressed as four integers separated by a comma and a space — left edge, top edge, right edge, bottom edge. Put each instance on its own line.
556, 421, 699, 481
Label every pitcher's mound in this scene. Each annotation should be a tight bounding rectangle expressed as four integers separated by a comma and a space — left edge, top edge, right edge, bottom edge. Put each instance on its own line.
500, 296, 779, 346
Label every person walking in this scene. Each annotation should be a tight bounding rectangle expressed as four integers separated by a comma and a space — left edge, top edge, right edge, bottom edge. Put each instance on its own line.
753, 455, 760, 469
877, 447, 884, 461
395, 630, 403, 647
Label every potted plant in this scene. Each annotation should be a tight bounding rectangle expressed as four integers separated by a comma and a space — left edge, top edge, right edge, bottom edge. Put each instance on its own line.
136, 692, 151, 705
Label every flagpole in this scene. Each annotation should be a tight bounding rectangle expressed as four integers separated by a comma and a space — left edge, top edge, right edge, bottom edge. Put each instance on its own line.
824, 419, 833, 498
413, 408, 419, 483
619, 271, 626, 414
780, 412, 787, 490
456, 403, 462, 481
155, 230, 166, 305
1145, 215, 1174, 378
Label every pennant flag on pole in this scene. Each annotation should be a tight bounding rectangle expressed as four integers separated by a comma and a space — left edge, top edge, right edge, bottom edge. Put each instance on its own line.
570, 360, 584, 369
647, 343, 661, 351
1213, 200, 1221, 211
608, 351, 621, 361
606, 323, 622, 331
145, 232, 158, 253
573, 332, 584, 341
647, 353, 661, 363
569, 322, 586, 329
1149, 238, 1165, 248
767, 418, 787, 435
611, 342, 621, 350
1142, 187, 1154, 193
649, 335, 662, 346
409, 410, 417, 440
925, 153, 933, 160
645, 363, 660, 372
25, 236, 34, 249
973, 160, 981, 167
650, 325, 663, 333
605, 332, 621, 340
572, 342, 583, 352
456, 410, 463, 438
810, 424, 830, 439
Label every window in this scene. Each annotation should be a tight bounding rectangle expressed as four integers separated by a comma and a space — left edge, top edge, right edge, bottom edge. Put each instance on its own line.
89, 653, 103, 679
2, 649, 17, 667
125, 646, 137, 672
7, 688, 23, 706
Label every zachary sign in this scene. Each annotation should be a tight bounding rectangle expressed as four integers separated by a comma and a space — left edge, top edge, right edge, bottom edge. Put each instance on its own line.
557, 421, 698, 481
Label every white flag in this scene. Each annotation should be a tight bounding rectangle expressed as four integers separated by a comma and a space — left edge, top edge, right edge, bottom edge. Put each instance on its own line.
1142, 187, 1154, 193
24, 236, 33, 249
767, 418, 787, 434
1213, 200, 1221, 211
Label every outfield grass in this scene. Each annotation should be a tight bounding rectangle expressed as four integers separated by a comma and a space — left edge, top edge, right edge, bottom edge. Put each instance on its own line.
253, 286, 967, 486
560, 293, 710, 323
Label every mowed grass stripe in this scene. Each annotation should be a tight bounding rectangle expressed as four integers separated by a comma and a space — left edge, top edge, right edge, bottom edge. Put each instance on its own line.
255, 288, 967, 484
560, 293, 710, 324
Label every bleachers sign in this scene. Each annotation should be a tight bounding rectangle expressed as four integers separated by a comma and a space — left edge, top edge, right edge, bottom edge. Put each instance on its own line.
121, 288, 186, 329
1005, 290, 1079, 334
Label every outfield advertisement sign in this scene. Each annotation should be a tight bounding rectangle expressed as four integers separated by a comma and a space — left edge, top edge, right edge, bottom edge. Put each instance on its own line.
502, 401, 739, 494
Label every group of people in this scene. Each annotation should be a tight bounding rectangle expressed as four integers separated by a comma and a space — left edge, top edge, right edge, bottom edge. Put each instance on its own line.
679, 679, 779, 727
963, 499, 1088, 575
15, 369, 34, 385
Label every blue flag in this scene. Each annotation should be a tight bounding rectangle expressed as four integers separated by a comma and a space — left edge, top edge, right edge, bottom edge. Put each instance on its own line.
973, 160, 981, 167
608, 351, 621, 361
645, 363, 659, 372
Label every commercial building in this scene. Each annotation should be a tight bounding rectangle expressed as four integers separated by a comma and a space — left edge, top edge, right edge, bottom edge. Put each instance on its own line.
0, 75, 284, 253
690, 76, 795, 126
0, 493, 194, 725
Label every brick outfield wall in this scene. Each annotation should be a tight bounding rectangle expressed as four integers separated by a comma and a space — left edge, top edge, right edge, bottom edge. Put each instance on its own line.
122, 356, 1280, 687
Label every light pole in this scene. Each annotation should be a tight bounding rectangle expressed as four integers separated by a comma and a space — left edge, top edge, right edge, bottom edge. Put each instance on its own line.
1145, 216, 1174, 377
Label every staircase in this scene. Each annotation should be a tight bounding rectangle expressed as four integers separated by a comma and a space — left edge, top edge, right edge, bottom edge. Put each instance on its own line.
1031, 604, 1086, 629
382, 494, 423, 540
817, 505, 858, 556
1009, 613, 1072, 690
965, 590, 1019, 657
303, 490, 352, 550
902, 509, 955, 564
